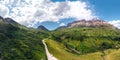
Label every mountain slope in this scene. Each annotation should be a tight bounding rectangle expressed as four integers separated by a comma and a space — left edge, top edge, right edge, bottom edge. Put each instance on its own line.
48, 19, 120, 60
45, 39, 120, 60
46, 20, 120, 60
0, 17, 49, 60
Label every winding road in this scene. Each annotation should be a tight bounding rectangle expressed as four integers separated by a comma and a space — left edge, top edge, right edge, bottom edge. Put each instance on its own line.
42, 40, 58, 60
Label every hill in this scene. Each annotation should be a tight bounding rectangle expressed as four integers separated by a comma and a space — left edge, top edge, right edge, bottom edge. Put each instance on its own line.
0, 16, 49, 60
37, 25, 48, 31
52, 19, 120, 53
45, 39, 120, 60
46, 19, 120, 60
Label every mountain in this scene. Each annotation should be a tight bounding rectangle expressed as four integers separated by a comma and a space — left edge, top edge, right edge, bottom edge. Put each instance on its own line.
3, 18, 18, 24
58, 19, 117, 29
0, 16, 18, 24
68, 19, 105, 27
37, 25, 48, 31
49, 19, 120, 60
0, 15, 120, 60
0, 16, 49, 60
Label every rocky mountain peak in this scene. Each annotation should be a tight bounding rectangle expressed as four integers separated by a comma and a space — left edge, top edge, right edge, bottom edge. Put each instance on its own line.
37, 25, 48, 31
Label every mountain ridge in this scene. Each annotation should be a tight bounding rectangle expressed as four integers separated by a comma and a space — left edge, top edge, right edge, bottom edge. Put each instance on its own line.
57, 19, 117, 30
0, 16, 18, 24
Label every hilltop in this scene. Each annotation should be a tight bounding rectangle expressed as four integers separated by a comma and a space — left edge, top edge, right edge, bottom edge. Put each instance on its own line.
57, 19, 117, 30
0, 16, 18, 24
37, 25, 48, 31
68, 19, 115, 28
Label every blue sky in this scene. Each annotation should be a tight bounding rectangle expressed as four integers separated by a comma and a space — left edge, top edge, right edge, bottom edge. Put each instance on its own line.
88, 0, 120, 20
51, 0, 120, 21
0, 0, 120, 30
40, 0, 120, 30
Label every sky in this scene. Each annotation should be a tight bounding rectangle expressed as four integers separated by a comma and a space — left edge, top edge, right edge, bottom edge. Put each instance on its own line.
0, 0, 120, 30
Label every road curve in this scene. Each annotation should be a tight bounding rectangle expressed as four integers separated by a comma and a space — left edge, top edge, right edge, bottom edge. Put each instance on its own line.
42, 40, 58, 60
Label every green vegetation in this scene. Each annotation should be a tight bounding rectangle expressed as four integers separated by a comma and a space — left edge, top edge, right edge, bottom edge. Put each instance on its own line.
0, 17, 120, 60
45, 39, 120, 60
0, 19, 50, 60
51, 27, 120, 54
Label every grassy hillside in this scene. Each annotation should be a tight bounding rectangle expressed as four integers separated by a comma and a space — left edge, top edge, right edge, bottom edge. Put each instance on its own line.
45, 39, 120, 60
0, 19, 49, 60
51, 27, 120, 54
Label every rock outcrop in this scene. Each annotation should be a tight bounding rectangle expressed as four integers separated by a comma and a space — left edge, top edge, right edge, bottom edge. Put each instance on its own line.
67, 19, 116, 29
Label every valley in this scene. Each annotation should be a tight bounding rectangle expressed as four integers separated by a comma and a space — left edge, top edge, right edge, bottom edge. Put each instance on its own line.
0, 16, 120, 60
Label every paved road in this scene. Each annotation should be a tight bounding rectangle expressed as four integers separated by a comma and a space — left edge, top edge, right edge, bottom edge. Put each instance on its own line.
42, 40, 58, 60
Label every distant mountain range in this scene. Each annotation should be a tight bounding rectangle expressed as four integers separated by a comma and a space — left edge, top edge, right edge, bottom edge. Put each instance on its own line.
0, 16, 118, 30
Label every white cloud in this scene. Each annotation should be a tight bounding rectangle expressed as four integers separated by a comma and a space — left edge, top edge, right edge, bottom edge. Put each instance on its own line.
108, 20, 120, 29
0, 0, 97, 27
0, 4, 9, 17
60, 23, 65, 26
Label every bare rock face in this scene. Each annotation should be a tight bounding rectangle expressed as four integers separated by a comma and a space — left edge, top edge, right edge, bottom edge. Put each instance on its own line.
37, 25, 48, 31
67, 19, 116, 29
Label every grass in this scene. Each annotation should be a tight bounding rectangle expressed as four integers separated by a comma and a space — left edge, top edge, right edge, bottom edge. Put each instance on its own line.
45, 39, 120, 60
106, 49, 120, 60
52, 27, 120, 54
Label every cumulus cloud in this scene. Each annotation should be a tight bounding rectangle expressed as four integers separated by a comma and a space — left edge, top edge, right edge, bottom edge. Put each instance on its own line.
0, 0, 97, 27
60, 23, 65, 26
108, 20, 120, 29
